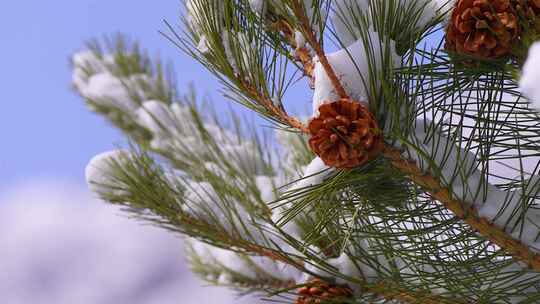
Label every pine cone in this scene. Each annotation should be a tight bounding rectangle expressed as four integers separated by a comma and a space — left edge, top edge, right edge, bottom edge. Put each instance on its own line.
445, 0, 520, 59
308, 98, 383, 169
296, 279, 353, 304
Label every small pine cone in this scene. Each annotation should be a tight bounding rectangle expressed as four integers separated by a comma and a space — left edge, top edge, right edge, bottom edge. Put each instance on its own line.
308, 98, 384, 169
296, 279, 353, 304
445, 0, 520, 59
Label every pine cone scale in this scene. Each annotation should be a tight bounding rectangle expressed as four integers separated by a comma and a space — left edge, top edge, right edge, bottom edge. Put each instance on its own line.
295, 279, 353, 304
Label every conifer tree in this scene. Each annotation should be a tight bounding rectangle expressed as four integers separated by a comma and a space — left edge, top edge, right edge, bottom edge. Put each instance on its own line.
74, 0, 540, 302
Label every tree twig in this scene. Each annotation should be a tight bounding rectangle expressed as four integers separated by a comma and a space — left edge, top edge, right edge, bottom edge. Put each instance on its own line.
290, 0, 349, 99
237, 79, 309, 133
182, 212, 460, 303
270, 19, 315, 87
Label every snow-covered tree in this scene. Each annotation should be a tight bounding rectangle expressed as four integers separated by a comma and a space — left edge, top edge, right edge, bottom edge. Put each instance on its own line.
75, 0, 540, 302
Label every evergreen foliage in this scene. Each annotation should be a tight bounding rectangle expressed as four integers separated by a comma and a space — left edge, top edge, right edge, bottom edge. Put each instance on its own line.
75, 0, 540, 302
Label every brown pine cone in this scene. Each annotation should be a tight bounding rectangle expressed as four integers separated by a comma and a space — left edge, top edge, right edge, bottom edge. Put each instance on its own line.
308, 98, 384, 169
296, 279, 353, 304
445, 0, 520, 59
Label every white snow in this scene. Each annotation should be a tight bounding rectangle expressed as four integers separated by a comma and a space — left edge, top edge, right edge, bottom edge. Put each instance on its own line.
135, 97, 268, 175
271, 96, 282, 107
78, 72, 157, 115
294, 30, 307, 48
269, 157, 331, 241
435, 0, 456, 12
179, 166, 303, 250
72, 51, 107, 91
197, 35, 210, 54
182, 180, 228, 223
274, 126, 310, 176
222, 31, 255, 75
81, 72, 138, 113
85, 150, 131, 197
186, 0, 224, 54
255, 175, 276, 202
329, 252, 364, 279
249, 0, 265, 14
75, 46, 299, 262
331, 0, 369, 47
405, 119, 540, 252
186, 0, 223, 32
188, 239, 303, 285
181, 177, 271, 245
145, 102, 203, 153
332, 0, 442, 47
136, 100, 178, 136
72, 50, 163, 117
312, 32, 400, 115
298, 157, 332, 188
520, 41, 540, 110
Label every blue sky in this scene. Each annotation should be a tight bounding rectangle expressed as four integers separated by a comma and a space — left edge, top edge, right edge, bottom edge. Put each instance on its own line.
0, 0, 227, 185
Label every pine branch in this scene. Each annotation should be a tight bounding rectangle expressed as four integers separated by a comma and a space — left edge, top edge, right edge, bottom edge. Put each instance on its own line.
200, 211, 462, 304
163, 9, 309, 133
187, 241, 297, 296
283, 0, 540, 275
280, 233, 466, 304
94, 146, 458, 303
383, 146, 540, 272
271, 3, 507, 302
